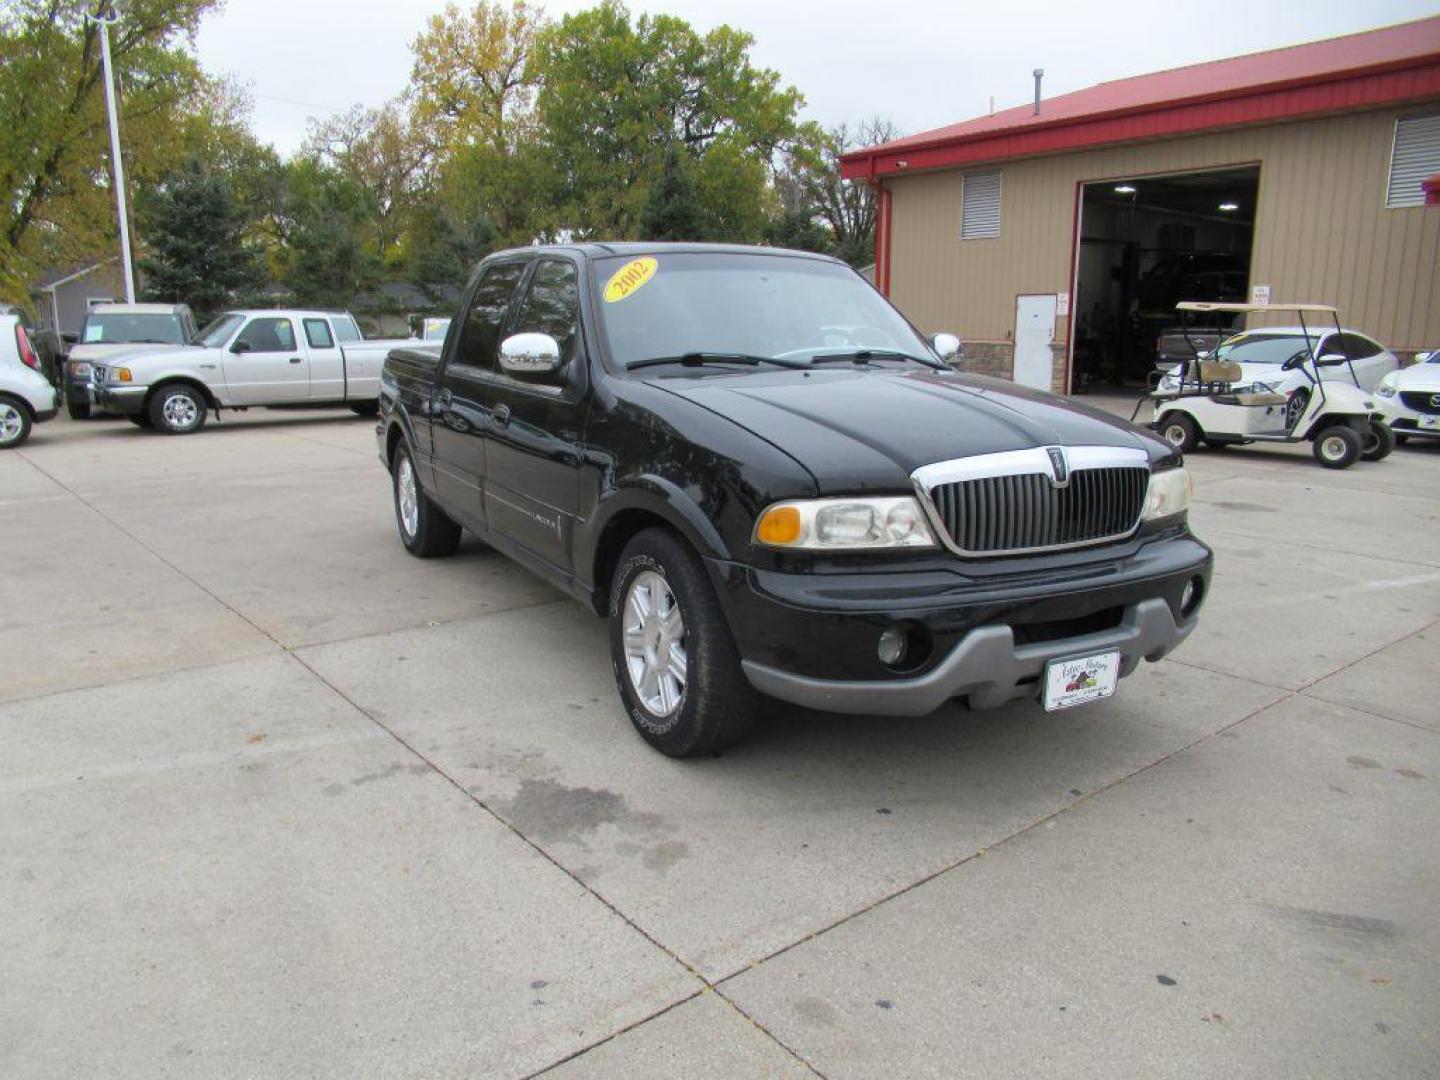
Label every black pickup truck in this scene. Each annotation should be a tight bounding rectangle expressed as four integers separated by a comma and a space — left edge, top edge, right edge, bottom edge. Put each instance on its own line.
377, 243, 1211, 757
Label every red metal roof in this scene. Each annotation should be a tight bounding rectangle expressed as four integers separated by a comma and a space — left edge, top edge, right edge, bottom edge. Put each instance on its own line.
840, 16, 1440, 180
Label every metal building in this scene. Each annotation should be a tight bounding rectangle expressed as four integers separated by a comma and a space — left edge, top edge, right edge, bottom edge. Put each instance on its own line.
840, 17, 1440, 393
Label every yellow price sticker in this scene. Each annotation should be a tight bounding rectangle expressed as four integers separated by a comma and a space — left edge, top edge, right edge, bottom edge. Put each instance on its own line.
603, 257, 658, 303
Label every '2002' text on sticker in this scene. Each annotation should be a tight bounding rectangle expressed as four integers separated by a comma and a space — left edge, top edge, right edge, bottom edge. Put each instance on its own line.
603, 257, 658, 303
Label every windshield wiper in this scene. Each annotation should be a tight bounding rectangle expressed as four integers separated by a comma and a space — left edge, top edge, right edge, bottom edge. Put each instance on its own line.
810, 349, 942, 370
627, 351, 810, 371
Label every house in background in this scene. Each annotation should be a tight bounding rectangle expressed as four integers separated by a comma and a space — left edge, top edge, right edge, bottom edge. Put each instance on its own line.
30, 260, 127, 340
352, 282, 463, 339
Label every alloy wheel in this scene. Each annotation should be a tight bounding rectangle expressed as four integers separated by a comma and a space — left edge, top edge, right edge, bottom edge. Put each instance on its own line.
0, 402, 22, 445
162, 392, 198, 431
396, 456, 419, 538
622, 570, 688, 718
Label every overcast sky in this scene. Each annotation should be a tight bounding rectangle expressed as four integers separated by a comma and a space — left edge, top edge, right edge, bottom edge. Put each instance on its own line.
194, 0, 1439, 156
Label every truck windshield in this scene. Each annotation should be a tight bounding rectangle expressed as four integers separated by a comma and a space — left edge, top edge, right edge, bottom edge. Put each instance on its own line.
591, 252, 933, 370
1212, 333, 1320, 364
81, 313, 185, 345
193, 313, 244, 348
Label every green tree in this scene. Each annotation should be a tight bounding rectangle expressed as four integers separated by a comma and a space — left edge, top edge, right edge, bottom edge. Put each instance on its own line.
277, 161, 381, 308
137, 159, 263, 320
777, 117, 900, 267
640, 143, 702, 241
529, 1, 802, 239
0, 0, 224, 304
405, 196, 499, 284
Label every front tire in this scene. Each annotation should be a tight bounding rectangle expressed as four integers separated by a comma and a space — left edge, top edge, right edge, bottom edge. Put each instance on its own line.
1361, 422, 1395, 462
392, 443, 461, 557
66, 401, 91, 421
148, 383, 207, 435
608, 527, 757, 758
0, 396, 32, 449
1159, 412, 1200, 453
351, 402, 379, 418
1313, 425, 1361, 469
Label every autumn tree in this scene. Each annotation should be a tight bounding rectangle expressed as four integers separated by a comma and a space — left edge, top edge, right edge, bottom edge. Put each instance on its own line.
0, 0, 225, 304
780, 116, 900, 267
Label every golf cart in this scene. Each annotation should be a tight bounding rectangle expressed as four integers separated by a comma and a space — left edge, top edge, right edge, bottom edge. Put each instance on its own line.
1142, 302, 1392, 469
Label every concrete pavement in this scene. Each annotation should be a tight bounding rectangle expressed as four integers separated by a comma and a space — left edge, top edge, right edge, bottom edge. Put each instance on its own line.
2, 407, 1437, 1078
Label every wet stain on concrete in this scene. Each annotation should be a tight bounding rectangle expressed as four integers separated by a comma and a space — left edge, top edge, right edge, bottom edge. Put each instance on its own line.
1395, 768, 1425, 780
642, 840, 690, 872
497, 777, 666, 846
322, 783, 346, 797
1266, 905, 1398, 942
875, 999, 894, 1010
1347, 756, 1382, 769
352, 763, 416, 786
1210, 501, 1277, 514
1157, 975, 1178, 986
792, 997, 839, 1027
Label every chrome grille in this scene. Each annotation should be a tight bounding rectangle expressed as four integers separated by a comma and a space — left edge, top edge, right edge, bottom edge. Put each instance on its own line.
914, 446, 1150, 556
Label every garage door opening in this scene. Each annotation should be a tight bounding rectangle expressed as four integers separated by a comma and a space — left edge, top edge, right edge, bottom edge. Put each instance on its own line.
1070, 165, 1258, 391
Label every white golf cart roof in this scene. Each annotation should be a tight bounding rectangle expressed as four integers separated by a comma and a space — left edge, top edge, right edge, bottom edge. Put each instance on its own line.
1176, 301, 1338, 314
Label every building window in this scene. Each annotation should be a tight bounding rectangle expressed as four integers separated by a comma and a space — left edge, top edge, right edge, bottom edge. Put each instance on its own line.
1387, 113, 1440, 208
961, 171, 1002, 239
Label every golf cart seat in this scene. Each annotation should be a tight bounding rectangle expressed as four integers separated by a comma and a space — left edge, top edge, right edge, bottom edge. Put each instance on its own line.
1215, 390, 1290, 407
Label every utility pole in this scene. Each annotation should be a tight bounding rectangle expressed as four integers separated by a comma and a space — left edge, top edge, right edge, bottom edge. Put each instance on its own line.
91, 6, 136, 302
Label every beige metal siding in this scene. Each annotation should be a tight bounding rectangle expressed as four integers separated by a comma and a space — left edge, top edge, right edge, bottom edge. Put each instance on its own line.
886, 107, 1440, 367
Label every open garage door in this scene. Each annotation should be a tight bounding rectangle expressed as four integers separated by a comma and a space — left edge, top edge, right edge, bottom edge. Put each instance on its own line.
1071, 166, 1258, 391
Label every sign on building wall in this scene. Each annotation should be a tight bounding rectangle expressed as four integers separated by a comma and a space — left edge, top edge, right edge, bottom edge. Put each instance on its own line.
1056, 292, 1070, 317
1251, 284, 1271, 305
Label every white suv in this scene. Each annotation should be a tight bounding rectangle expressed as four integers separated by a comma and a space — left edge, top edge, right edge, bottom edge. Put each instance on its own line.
1, 312, 60, 448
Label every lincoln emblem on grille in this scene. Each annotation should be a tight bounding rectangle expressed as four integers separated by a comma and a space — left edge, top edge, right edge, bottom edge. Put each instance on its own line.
1046, 446, 1070, 487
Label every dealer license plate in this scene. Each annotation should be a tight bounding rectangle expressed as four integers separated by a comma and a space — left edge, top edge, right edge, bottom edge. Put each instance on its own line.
1420, 416, 1440, 431
1043, 650, 1121, 711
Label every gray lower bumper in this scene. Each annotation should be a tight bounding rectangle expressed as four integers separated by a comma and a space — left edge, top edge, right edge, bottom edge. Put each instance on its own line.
741, 597, 1194, 717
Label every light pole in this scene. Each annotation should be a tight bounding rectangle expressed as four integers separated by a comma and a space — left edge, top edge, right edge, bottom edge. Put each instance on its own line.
91, 6, 136, 302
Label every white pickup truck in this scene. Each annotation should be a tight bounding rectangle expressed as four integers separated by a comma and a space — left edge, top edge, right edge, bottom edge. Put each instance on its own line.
91, 309, 429, 435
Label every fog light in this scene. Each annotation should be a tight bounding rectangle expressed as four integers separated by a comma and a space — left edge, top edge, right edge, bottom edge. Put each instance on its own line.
1181, 576, 1204, 617
878, 627, 907, 666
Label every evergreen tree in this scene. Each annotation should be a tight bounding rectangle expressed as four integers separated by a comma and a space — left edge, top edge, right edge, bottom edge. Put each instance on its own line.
763, 207, 833, 255
640, 143, 703, 241
138, 159, 263, 321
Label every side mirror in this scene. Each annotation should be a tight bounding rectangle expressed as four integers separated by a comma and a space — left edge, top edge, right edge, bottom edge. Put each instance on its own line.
1316, 353, 1350, 367
230, 340, 252, 354
499, 332, 562, 374
931, 332, 963, 362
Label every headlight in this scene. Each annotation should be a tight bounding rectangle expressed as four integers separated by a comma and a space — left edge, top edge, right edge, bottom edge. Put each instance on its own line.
754, 496, 938, 550
69, 361, 92, 378
1252, 380, 1282, 393
1158, 375, 1179, 392
1143, 467, 1191, 523
1375, 382, 1397, 399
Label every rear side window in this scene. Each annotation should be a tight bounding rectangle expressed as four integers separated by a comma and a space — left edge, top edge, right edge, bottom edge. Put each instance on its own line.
331, 316, 362, 343
511, 260, 580, 363
303, 318, 335, 349
456, 263, 527, 370
235, 318, 296, 353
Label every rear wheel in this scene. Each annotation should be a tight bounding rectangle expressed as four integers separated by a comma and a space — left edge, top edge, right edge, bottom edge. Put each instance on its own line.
1313, 425, 1361, 469
392, 443, 462, 557
0, 396, 32, 449
1159, 412, 1200, 453
148, 383, 207, 435
66, 401, 91, 421
1361, 422, 1395, 462
608, 527, 758, 758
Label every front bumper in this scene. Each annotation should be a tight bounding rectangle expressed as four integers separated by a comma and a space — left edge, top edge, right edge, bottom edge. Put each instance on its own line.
93, 384, 149, 417
710, 533, 1212, 717
1376, 395, 1440, 439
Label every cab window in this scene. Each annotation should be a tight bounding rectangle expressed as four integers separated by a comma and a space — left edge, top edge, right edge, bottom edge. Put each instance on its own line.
455, 262, 527, 370
303, 318, 335, 349
510, 260, 581, 364
235, 318, 296, 353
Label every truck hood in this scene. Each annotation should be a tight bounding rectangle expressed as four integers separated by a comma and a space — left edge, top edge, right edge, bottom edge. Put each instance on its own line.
69, 342, 186, 362
648, 367, 1166, 491
96, 344, 226, 372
